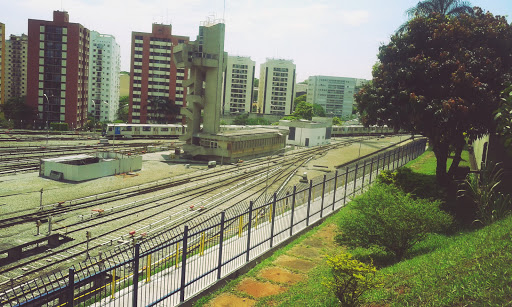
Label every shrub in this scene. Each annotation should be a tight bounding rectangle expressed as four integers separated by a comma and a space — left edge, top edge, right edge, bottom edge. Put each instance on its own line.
377, 167, 446, 200
336, 184, 453, 261
459, 163, 512, 226
325, 252, 379, 307
50, 122, 69, 131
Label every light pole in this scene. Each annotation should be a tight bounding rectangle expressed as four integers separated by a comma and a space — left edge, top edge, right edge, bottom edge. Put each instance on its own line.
265, 147, 286, 203
43, 94, 50, 146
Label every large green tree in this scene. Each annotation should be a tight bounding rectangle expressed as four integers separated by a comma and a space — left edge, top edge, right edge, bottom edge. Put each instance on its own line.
117, 95, 129, 122
0, 96, 37, 128
355, 9, 512, 182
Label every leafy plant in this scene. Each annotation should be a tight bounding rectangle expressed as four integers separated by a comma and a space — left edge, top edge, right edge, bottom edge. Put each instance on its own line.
459, 162, 512, 226
325, 252, 380, 306
336, 184, 452, 261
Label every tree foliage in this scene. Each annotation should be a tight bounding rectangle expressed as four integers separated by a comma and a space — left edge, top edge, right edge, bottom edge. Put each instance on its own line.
355, 9, 512, 182
287, 101, 326, 120
406, 0, 474, 18
117, 96, 129, 122
332, 116, 343, 126
0, 96, 37, 126
495, 86, 512, 149
148, 98, 180, 124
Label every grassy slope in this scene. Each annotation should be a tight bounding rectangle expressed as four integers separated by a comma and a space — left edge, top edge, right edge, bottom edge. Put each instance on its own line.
196, 149, 512, 306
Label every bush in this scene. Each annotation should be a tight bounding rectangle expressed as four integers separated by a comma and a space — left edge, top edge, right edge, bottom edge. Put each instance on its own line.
336, 184, 453, 261
325, 252, 379, 307
459, 163, 512, 226
50, 122, 69, 131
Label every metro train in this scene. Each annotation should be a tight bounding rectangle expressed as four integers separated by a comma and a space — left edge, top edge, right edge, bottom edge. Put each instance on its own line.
104, 123, 396, 139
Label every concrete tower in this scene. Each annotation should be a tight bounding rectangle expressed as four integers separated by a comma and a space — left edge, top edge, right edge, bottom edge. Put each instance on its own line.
173, 20, 227, 142
5, 34, 29, 101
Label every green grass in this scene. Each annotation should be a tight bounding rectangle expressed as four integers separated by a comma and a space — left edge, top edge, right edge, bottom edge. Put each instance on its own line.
197, 148, 512, 306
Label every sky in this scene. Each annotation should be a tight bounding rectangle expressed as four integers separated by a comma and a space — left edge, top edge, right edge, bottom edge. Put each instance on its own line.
1, 0, 511, 82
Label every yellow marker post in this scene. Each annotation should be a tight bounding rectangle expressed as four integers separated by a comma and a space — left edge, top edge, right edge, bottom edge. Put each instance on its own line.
175, 242, 180, 268
200, 232, 205, 256
269, 204, 273, 223
146, 255, 151, 283
238, 216, 244, 237
111, 269, 116, 299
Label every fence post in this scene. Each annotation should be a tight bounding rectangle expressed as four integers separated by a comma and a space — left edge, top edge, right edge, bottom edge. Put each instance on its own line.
369, 158, 374, 184
361, 161, 366, 190
393, 149, 397, 170
132, 243, 140, 307
179, 226, 189, 303
217, 212, 225, 280
344, 167, 349, 205
290, 186, 296, 237
353, 164, 359, 197
382, 153, 386, 171
270, 194, 277, 248
332, 171, 338, 211
246, 202, 253, 263
320, 175, 326, 218
306, 180, 312, 226
67, 268, 74, 307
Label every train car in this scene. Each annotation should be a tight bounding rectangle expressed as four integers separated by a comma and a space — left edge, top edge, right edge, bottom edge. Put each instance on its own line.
331, 125, 395, 137
105, 124, 187, 139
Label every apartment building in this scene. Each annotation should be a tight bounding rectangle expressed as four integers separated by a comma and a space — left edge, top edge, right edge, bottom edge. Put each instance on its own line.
257, 58, 296, 116
307, 76, 357, 119
27, 11, 90, 129
0, 23, 5, 106
128, 23, 189, 124
5, 34, 28, 101
88, 31, 120, 122
222, 55, 255, 115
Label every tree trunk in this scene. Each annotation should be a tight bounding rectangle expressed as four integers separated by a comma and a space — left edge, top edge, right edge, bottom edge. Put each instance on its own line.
433, 142, 449, 184
448, 134, 465, 177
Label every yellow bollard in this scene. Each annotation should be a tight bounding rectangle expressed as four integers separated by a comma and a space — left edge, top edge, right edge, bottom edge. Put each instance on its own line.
238, 216, 244, 237
111, 269, 116, 299
200, 232, 205, 256
269, 204, 273, 223
146, 255, 151, 283
175, 242, 180, 268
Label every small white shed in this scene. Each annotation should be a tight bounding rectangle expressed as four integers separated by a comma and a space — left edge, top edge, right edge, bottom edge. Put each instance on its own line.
279, 117, 332, 147
40, 152, 142, 182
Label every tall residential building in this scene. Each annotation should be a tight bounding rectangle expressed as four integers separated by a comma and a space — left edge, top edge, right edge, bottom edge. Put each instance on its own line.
88, 31, 120, 122
5, 34, 28, 101
307, 76, 357, 119
257, 58, 296, 116
27, 11, 90, 129
222, 55, 255, 115
128, 23, 189, 124
0, 23, 5, 106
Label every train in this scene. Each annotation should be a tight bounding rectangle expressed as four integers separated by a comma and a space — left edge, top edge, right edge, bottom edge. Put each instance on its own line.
104, 123, 396, 139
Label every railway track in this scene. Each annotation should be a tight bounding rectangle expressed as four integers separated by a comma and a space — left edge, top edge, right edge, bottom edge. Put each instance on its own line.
0, 142, 158, 176
0, 137, 382, 305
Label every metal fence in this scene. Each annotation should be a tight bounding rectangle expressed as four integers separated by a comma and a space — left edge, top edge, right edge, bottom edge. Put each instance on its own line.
6, 138, 428, 307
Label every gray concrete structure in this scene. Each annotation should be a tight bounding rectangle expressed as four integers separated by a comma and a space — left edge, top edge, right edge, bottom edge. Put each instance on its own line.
40, 152, 142, 182
174, 20, 288, 162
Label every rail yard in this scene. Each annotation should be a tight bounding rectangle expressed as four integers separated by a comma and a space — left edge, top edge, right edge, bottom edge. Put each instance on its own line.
0, 130, 411, 306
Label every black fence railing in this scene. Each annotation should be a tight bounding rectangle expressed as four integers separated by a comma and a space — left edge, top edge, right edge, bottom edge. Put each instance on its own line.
3, 138, 428, 307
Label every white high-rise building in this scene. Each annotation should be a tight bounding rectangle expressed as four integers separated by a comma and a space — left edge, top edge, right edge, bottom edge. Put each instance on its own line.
222, 56, 255, 115
257, 58, 296, 116
88, 31, 120, 122
307, 76, 357, 119
5, 34, 28, 101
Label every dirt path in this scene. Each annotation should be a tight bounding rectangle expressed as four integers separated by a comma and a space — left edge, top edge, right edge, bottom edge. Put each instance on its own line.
206, 224, 339, 306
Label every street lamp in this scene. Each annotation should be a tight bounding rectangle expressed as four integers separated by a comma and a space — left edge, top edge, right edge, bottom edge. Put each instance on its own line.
43, 94, 50, 145
265, 147, 286, 203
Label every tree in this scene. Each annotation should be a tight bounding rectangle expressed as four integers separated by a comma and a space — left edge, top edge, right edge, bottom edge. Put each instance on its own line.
117, 96, 129, 122
293, 94, 307, 107
332, 117, 343, 126
148, 98, 181, 124
495, 86, 512, 151
0, 96, 37, 128
406, 0, 473, 18
355, 9, 512, 183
